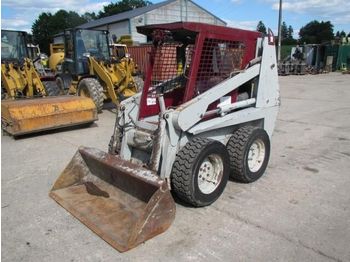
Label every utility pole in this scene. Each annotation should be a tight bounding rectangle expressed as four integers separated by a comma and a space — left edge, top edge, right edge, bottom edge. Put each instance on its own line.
277, 0, 282, 62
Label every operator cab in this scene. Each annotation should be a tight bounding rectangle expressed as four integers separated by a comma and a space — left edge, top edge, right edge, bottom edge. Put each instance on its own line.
62, 28, 110, 76
1, 30, 28, 62
136, 22, 261, 119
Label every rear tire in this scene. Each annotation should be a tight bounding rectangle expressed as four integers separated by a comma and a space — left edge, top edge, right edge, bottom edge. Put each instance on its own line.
77, 78, 104, 113
226, 126, 270, 183
171, 138, 230, 207
42, 81, 61, 96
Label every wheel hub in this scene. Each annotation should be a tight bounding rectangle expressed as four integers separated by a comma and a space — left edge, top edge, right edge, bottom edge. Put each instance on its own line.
198, 154, 224, 194
247, 138, 265, 172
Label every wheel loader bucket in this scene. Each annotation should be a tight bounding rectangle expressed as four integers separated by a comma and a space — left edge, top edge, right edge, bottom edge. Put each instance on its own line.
1, 96, 97, 136
49, 147, 176, 252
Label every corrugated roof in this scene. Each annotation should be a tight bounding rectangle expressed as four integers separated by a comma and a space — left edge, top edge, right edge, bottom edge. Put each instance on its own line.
79, 0, 226, 29
79, 0, 177, 29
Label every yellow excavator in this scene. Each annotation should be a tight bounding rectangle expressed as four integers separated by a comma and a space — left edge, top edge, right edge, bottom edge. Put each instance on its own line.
1, 29, 97, 136
49, 28, 140, 112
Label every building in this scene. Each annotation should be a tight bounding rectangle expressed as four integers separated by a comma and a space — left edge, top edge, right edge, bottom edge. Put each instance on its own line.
79, 0, 226, 44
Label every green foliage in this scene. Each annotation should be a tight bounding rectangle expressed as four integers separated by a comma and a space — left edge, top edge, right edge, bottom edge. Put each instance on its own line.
287, 25, 293, 39
256, 21, 267, 34
280, 21, 297, 45
299, 20, 334, 44
340, 30, 346, 37
98, 0, 152, 18
32, 10, 87, 54
32, 13, 53, 54
281, 22, 288, 39
82, 12, 97, 22
282, 38, 297, 45
280, 45, 294, 60
31, 1, 152, 54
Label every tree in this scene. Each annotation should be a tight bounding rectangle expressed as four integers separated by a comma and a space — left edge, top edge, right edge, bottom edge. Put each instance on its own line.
340, 30, 346, 37
98, 0, 152, 18
287, 25, 294, 39
299, 20, 334, 44
32, 13, 53, 54
82, 12, 97, 22
336, 31, 340, 37
281, 22, 288, 40
280, 22, 297, 45
256, 21, 267, 34
32, 10, 87, 54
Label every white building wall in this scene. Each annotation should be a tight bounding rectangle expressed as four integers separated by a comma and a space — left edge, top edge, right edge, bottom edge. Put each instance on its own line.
94, 20, 130, 42
131, 0, 226, 44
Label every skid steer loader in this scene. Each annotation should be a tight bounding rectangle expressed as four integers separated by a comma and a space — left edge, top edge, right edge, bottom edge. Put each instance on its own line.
53, 28, 140, 112
50, 22, 280, 252
1, 29, 97, 136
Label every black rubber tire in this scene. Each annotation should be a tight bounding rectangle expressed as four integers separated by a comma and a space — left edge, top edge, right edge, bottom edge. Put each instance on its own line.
226, 126, 270, 183
77, 78, 104, 113
42, 81, 61, 96
171, 138, 230, 207
55, 77, 66, 94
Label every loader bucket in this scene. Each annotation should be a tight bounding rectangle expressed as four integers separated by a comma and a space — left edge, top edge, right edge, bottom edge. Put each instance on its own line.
49, 147, 176, 252
1, 96, 97, 136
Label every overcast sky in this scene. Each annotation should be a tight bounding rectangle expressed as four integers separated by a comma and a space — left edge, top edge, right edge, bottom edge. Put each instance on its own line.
2, 0, 350, 36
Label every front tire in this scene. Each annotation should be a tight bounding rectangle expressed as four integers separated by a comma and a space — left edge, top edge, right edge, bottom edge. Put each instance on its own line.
42, 81, 61, 96
77, 78, 104, 113
171, 138, 230, 207
226, 126, 270, 183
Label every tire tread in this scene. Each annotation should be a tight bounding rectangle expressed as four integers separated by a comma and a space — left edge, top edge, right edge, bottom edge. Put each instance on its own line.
227, 126, 257, 183
78, 78, 104, 112
171, 138, 216, 206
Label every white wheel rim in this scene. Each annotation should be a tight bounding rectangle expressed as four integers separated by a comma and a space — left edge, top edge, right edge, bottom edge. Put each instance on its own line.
197, 154, 224, 194
247, 138, 265, 172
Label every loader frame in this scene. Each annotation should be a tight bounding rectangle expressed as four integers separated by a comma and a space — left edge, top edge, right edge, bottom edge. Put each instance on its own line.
112, 23, 279, 181
50, 22, 280, 252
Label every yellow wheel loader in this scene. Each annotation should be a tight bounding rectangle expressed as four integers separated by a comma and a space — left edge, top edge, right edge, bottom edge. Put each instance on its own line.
110, 42, 144, 92
50, 23, 280, 252
52, 29, 140, 112
1, 29, 97, 136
